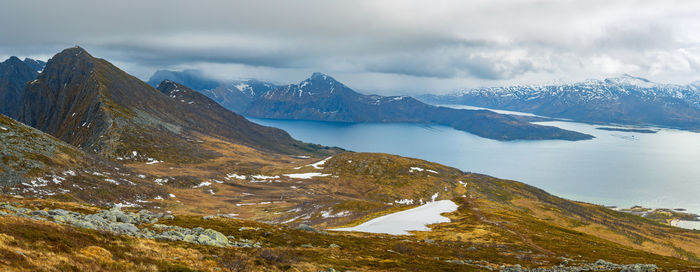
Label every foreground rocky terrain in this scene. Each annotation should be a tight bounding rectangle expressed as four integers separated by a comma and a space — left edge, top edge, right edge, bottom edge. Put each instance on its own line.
0, 196, 684, 271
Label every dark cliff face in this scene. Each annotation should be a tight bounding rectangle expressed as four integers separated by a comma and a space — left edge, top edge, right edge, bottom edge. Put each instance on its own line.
198, 80, 277, 113
0, 56, 38, 118
19, 47, 325, 162
244, 73, 364, 122
20, 48, 108, 151
23, 58, 46, 72
243, 73, 593, 141
155, 79, 319, 155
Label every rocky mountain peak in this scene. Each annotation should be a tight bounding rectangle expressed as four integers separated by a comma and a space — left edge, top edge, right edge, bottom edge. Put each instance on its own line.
603, 74, 656, 88
4, 56, 23, 65
306, 72, 341, 86
156, 80, 189, 96
292, 72, 353, 97
310, 72, 331, 80
22, 58, 46, 72
0, 56, 39, 119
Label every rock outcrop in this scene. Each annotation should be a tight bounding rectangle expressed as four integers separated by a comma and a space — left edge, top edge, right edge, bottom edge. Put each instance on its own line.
0, 203, 260, 248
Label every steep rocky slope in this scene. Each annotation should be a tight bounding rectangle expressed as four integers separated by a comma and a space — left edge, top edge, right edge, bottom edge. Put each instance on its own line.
0, 57, 38, 118
19, 47, 324, 163
199, 80, 278, 113
22, 58, 46, 72
0, 114, 165, 204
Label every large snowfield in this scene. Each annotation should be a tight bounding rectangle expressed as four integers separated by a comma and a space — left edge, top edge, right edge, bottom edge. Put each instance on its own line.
332, 200, 459, 235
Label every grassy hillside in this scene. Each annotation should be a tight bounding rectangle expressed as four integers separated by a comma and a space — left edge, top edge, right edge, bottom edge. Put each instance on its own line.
0, 114, 165, 205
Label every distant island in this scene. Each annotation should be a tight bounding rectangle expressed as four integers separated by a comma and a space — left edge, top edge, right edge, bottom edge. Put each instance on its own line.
596, 127, 657, 133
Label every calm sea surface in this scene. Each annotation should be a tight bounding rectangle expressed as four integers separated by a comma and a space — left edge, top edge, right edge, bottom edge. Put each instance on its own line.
248, 112, 700, 214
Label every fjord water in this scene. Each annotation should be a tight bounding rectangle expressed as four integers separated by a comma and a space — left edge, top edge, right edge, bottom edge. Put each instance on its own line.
249, 116, 700, 214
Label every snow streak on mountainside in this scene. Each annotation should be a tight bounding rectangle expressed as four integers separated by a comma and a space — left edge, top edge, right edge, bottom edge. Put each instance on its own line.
419, 74, 700, 129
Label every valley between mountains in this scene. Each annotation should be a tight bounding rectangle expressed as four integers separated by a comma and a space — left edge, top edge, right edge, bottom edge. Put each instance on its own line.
0, 47, 699, 271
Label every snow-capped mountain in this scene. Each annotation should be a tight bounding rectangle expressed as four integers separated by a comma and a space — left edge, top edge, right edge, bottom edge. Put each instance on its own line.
243, 72, 592, 141
198, 79, 277, 113
418, 74, 700, 129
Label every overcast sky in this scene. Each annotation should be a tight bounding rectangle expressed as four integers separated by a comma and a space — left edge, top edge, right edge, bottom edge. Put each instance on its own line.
2, 0, 700, 94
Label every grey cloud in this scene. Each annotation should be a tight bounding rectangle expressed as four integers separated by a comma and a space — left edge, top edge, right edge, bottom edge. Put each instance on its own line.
1, 0, 700, 93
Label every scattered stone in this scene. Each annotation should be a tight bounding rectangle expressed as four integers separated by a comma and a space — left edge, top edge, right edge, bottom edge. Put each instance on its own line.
72, 221, 96, 230
0, 203, 251, 248
297, 223, 328, 234
30, 210, 49, 217
328, 243, 341, 249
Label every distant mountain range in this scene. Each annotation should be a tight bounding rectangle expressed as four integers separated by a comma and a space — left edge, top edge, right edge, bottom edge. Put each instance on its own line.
0, 57, 45, 118
418, 74, 700, 130
149, 71, 592, 141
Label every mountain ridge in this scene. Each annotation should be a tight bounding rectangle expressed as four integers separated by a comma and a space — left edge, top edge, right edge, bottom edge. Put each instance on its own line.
419, 75, 700, 129
0, 56, 39, 119
19, 47, 326, 163
241, 72, 593, 141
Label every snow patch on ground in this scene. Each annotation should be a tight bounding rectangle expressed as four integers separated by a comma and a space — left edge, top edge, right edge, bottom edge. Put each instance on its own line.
251, 175, 279, 179
308, 157, 332, 169
409, 167, 424, 173
154, 178, 168, 185
321, 210, 351, 218
193, 181, 212, 188
283, 215, 304, 224
394, 199, 414, 205
225, 173, 246, 180
145, 158, 162, 165
409, 167, 438, 174
673, 220, 700, 230
104, 179, 119, 185
332, 200, 458, 235
115, 202, 139, 208
250, 175, 280, 183
283, 173, 330, 179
